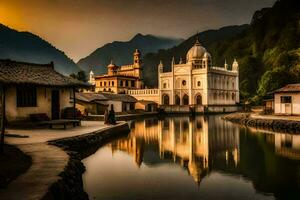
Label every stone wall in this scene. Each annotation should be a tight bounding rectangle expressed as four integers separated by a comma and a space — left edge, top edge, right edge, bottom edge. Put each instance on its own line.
224, 113, 300, 134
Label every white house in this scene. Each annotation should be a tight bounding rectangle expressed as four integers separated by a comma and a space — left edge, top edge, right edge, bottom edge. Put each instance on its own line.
274, 84, 300, 115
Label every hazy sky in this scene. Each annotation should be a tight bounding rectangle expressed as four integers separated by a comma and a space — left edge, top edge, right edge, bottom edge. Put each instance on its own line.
0, 0, 276, 61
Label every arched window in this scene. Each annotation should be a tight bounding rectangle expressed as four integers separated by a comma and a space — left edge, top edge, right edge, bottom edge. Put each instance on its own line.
100, 82, 102, 87
112, 81, 114, 86
104, 81, 107, 86
182, 80, 187, 86
196, 95, 202, 105
103, 88, 106, 92
163, 83, 167, 88
197, 81, 201, 87
175, 95, 180, 105
182, 94, 189, 105
162, 94, 170, 105
214, 92, 217, 100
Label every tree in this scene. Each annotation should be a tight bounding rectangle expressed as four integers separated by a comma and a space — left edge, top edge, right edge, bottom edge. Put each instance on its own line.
70, 70, 87, 82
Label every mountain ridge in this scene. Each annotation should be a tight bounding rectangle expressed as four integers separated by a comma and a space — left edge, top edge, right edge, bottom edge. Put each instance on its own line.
0, 23, 80, 75
77, 33, 184, 74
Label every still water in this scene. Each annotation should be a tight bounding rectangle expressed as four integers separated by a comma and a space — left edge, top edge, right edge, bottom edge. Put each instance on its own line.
83, 115, 300, 200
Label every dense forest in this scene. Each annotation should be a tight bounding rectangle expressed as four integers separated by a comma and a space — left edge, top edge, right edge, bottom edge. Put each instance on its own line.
143, 0, 300, 104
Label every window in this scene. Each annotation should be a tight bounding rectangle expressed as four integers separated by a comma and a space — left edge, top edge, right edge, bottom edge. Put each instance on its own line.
125, 80, 129, 87
281, 96, 292, 103
197, 81, 201, 87
100, 82, 102, 87
119, 80, 123, 87
163, 83, 167, 88
131, 81, 135, 87
17, 86, 37, 107
112, 81, 114, 86
182, 80, 186, 86
104, 81, 107, 86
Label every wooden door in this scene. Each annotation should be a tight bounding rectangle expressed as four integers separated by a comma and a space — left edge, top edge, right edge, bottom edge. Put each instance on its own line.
51, 90, 60, 119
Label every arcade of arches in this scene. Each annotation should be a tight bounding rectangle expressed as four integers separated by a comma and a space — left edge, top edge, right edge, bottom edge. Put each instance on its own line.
162, 94, 203, 106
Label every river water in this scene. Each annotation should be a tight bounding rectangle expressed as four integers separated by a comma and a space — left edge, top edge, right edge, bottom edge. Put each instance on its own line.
82, 115, 300, 200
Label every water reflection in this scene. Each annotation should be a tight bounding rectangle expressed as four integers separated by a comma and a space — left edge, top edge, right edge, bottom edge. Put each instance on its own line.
111, 116, 240, 185
83, 116, 300, 200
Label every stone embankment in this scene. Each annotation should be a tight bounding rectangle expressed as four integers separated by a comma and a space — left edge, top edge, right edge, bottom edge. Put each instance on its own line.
43, 123, 130, 200
224, 113, 300, 134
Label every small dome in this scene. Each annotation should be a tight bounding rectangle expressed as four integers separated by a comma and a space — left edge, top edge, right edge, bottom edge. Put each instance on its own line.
204, 52, 211, 58
134, 49, 141, 55
186, 39, 207, 62
108, 60, 117, 68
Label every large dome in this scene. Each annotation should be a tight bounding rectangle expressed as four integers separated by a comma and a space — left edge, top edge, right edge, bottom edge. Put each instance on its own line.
186, 39, 207, 62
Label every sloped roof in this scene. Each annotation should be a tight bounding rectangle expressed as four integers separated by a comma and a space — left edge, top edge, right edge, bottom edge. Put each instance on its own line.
101, 92, 137, 103
137, 100, 158, 105
274, 84, 300, 93
0, 59, 89, 87
76, 92, 107, 102
76, 92, 137, 103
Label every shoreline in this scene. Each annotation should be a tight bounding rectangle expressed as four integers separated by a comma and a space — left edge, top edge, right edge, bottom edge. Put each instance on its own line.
44, 122, 130, 200
223, 113, 300, 134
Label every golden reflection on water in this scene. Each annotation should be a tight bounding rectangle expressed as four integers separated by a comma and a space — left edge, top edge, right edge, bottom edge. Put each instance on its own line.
83, 115, 300, 200
110, 116, 241, 185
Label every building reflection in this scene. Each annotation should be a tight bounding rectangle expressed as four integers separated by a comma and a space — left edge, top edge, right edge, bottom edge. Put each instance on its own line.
271, 133, 300, 160
110, 116, 240, 185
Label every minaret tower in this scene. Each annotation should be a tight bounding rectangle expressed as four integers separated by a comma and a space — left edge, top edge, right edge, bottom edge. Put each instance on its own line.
232, 58, 239, 103
133, 49, 142, 78
158, 60, 164, 105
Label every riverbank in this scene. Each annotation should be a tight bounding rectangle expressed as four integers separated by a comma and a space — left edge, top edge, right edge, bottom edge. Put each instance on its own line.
0, 121, 129, 200
0, 144, 32, 189
45, 122, 129, 199
224, 113, 300, 134
86, 111, 158, 121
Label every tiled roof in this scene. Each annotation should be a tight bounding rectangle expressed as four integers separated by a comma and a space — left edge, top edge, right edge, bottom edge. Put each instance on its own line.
274, 84, 300, 93
101, 92, 137, 103
0, 59, 89, 87
76, 92, 107, 102
137, 100, 158, 105
76, 92, 137, 103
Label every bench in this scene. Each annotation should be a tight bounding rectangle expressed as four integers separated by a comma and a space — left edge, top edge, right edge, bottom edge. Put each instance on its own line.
29, 113, 81, 129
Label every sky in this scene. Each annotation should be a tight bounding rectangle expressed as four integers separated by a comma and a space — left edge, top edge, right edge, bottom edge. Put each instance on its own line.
0, 0, 276, 62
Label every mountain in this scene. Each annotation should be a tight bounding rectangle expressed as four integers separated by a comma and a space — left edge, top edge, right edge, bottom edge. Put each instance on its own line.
77, 34, 183, 74
142, 24, 250, 87
143, 0, 300, 105
0, 24, 80, 75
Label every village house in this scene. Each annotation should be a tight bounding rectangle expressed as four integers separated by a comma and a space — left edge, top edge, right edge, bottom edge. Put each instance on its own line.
76, 92, 137, 114
273, 83, 300, 115
135, 100, 158, 112
0, 59, 88, 123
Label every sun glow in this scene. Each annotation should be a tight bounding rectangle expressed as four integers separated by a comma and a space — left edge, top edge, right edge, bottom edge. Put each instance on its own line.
0, 4, 24, 30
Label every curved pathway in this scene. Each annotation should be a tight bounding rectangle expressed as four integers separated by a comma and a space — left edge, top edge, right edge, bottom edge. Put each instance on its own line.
0, 121, 126, 200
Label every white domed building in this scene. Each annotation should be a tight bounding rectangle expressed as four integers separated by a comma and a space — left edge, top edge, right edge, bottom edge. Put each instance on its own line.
157, 38, 240, 112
